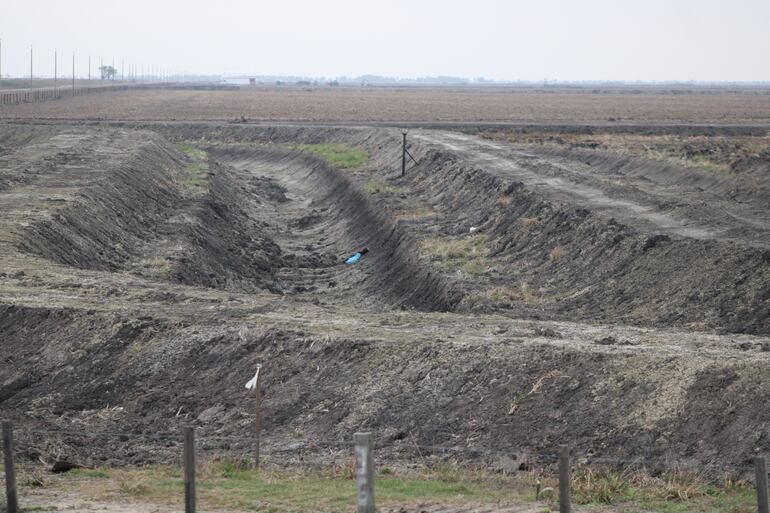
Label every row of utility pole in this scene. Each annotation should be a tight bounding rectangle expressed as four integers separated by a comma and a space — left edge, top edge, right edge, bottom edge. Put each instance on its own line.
0, 38, 173, 91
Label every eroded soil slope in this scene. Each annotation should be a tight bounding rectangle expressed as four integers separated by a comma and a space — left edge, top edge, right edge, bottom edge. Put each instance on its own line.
0, 122, 768, 478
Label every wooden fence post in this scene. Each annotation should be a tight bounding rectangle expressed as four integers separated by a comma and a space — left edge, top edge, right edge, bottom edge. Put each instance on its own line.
558, 445, 571, 513
354, 432, 375, 513
756, 456, 769, 513
183, 426, 196, 513
401, 130, 407, 177
2, 421, 19, 513
254, 364, 262, 470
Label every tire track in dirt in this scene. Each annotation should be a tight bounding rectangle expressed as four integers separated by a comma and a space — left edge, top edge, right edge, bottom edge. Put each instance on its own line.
414, 131, 770, 248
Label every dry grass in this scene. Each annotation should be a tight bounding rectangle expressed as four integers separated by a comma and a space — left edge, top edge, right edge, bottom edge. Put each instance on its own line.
533, 466, 756, 512
419, 235, 490, 275
516, 217, 538, 233
483, 131, 770, 176
549, 245, 567, 261
395, 208, 435, 222
419, 235, 488, 260
509, 370, 568, 414
488, 283, 537, 304
364, 179, 398, 194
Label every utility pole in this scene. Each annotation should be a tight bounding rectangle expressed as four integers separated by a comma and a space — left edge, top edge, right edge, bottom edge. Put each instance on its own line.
0, 38, 3, 89
88, 55, 91, 88
72, 52, 75, 96
54, 49, 57, 96
30, 45, 33, 92
111, 57, 114, 81
121, 59, 124, 81
100, 57, 103, 84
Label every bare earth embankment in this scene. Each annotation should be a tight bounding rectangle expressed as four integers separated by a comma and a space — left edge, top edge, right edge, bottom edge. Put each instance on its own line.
0, 88, 769, 512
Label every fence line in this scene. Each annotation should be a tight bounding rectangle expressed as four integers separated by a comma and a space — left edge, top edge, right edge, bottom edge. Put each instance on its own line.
14, 426, 547, 460
7, 424, 767, 473
3, 422, 770, 513
0, 82, 179, 106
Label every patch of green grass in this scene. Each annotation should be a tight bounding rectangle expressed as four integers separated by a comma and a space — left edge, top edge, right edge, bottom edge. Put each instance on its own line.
174, 143, 210, 189
185, 161, 208, 187
176, 143, 208, 160
19, 462, 759, 513
44, 463, 526, 512
70, 468, 110, 479
293, 143, 368, 169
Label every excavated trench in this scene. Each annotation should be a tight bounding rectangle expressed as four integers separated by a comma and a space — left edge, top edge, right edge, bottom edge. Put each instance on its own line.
0, 121, 769, 476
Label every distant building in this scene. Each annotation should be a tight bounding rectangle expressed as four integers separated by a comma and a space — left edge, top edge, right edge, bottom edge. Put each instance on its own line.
249, 78, 256, 86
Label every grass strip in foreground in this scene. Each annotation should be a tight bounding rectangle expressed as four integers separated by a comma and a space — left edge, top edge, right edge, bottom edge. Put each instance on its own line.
15, 463, 762, 513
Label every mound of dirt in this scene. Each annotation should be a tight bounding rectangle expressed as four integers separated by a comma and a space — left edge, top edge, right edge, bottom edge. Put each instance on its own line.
385, 150, 770, 333
6, 128, 290, 294
1, 303, 769, 477
540, 146, 770, 209
161, 161, 285, 293
16, 134, 185, 271
1, 121, 769, 479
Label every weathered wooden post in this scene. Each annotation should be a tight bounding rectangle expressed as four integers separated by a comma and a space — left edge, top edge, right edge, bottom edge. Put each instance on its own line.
254, 364, 262, 469
2, 421, 19, 513
183, 426, 196, 513
401, 130, 407, 177
756, 456, 769, 513
558, 445, 571, 513
354, 432, 375, 513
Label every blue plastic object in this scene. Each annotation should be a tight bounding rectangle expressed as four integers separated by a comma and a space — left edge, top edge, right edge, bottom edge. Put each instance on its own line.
345, 252, 362, 264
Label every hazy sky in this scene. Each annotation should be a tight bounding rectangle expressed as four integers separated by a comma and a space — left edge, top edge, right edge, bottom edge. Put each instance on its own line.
1, 0, 768, 81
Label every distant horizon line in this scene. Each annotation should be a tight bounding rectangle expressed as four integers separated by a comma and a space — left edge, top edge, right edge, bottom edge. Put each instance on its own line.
219, 75, 770, 86
2, 73, 769, 86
